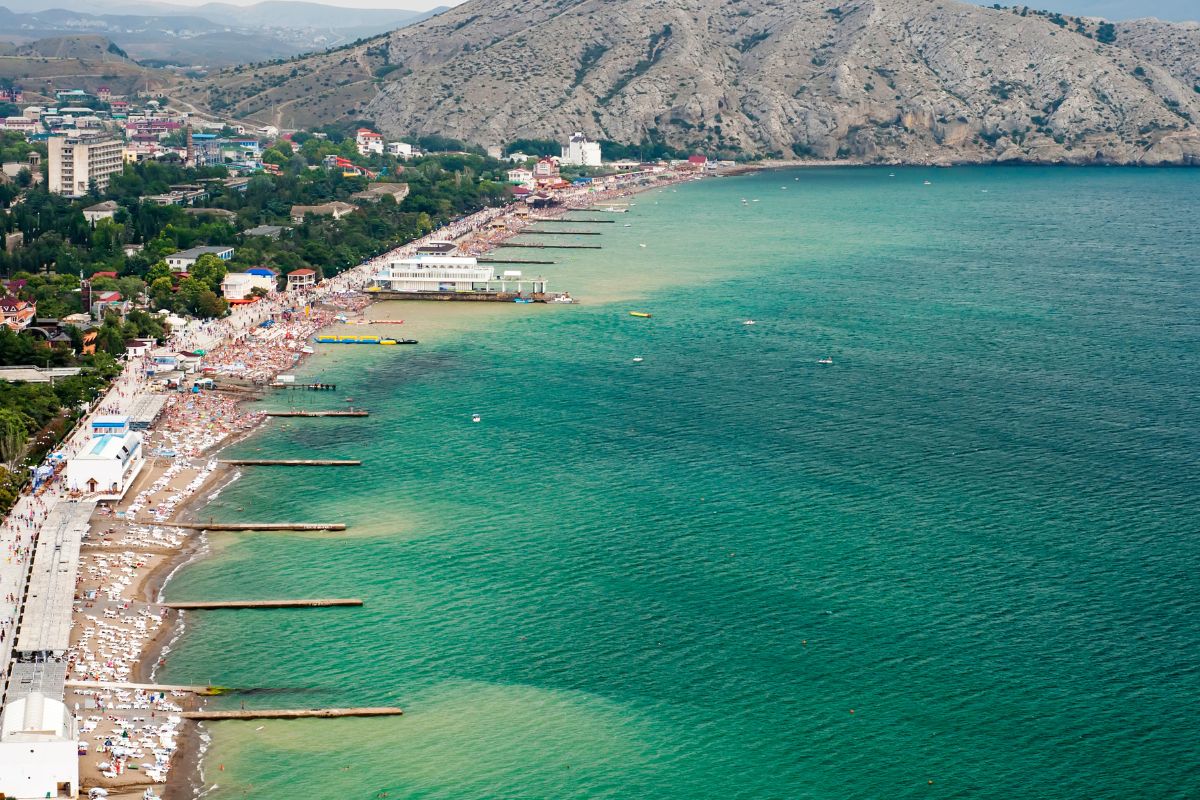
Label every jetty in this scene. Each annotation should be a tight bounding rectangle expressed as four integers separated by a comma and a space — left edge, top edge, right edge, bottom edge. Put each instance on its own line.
66, 680, 224, 695
182, 707, 402, 721
521, 229, 602, 236
163, 599, 363, 610
478, 258, 556, 265
534, 216, 615, 223
171, 522, 347, 531
497, 242, 602, 250
269, 382, 337, 391
264, 410, 369, 417
219, 459, 361, 466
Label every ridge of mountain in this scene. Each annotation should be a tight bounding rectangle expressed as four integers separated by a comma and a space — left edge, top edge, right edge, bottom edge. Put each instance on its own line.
177, 0, 1200, 164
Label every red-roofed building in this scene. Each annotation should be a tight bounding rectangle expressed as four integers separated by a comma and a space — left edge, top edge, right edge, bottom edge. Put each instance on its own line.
0, 296, 35, 330
287, 268, 317, 292
355, 129, 384, 156
687, 154, 708, 167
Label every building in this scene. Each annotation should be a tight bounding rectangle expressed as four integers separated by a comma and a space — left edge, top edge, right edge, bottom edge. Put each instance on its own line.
386, 141, 414, 158
189, 132, 222, 167
64, 430, 144, 497
372, 254, 496, 293
533, 157, 559, 181
350, 183, 410, 203
244, 224, 286, 239
561, 132, 602, 167
507, 168, 535, 189
355, 128, 384, 156
2, 116, 38, 134
165, 245, 235, 272
0, 296, 36, 330
90, 414, 131, 437
82, 199, 119, 222
47, 133, 124, 197
90, 290, 127, 319
220, 271, 275, 300
286, 268, 317, 292
290, 202, 356, 223
0, 693, 79, 800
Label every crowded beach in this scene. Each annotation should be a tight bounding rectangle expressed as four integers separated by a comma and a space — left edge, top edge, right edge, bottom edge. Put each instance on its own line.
0, 167, 692, 800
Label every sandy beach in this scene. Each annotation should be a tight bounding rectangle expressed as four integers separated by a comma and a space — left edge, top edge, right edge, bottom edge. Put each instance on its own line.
41, 169, 691, 799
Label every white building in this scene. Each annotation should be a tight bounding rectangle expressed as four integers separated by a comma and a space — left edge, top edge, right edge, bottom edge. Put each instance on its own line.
356, 128, 384, 156
372, 254, 495, 293
165, 245, 235, 272
220, 272, 274, 300
0, 693, 79, 800
386, 141, 414, 158
82, 200, 119, 222
561, 132, 602, 167
65, 430, 144, 498
48, 133, 124, 197
507, 168, 535, 189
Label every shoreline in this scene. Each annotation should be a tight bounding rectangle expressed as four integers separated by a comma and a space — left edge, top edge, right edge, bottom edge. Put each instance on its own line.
100, 171, 689, 799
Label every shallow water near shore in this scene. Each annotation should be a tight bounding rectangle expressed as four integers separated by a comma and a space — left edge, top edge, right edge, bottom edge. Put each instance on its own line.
163, 167, 1200, 799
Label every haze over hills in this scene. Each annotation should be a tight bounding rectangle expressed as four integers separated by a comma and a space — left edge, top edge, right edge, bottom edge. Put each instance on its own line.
176, 0, 1200, 164
0, 1, 447, 66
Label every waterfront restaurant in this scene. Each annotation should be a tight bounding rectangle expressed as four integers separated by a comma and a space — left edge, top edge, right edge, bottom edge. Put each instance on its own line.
372, 254, 499, 293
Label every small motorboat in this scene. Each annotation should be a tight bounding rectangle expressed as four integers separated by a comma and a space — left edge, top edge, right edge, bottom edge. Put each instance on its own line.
623, 223, 632, 227
923, 180, 932, 185
639, 243, 647, 248
632, 356, 644, 363
743, 320, 756, 326
817, 357, 833, 365
471, 413, 482, 423
300, 346, 315, 354
513, 297, 534, 304
629, 311, 652, 318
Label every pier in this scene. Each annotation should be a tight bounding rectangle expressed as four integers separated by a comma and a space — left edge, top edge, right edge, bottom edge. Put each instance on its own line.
220, 459, 361, 466
268, 382, 337, 391
66, 680, 225, 695
497, 242, 602, 249
264, 410, 369, 417
478, 257, 556, 265
521, 229, 602, 236
182, 707, 403, 720
534, 217, 615, 223
163, 599, 363, 610
171, 522, 347, 531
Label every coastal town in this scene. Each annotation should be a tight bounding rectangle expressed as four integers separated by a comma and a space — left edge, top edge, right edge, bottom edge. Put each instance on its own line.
0, 83, 714, 799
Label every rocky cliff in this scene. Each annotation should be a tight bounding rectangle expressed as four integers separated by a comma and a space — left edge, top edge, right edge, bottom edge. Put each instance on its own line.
180, 0, 1200, 164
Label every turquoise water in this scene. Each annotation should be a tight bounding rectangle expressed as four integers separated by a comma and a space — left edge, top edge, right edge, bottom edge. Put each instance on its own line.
163, 168, 1200, 799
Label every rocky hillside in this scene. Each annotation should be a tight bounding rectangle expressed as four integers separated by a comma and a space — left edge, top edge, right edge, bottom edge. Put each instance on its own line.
178, 0, 1200, 164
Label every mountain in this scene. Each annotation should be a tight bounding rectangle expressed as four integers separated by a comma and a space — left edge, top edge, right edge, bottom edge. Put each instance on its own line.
0, 35, 170, 99
179, 0, 1200, 164
0, 2, 447, 66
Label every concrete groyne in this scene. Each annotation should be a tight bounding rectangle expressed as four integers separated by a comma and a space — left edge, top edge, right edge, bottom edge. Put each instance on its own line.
164, 598, 363, 610
183, 707, 402, 720
220, 459, 361, 466
172, 522, 347, 531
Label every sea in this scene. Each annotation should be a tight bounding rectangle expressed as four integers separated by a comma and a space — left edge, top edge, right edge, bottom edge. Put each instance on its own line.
161, 167, 1200, 799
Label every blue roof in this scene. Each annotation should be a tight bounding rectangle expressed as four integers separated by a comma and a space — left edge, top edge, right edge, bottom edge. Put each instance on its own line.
247, 268, 275, 277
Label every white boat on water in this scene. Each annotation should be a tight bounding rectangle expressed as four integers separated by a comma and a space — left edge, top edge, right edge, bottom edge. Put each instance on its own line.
549, 293, 576, 304
818, 357, 833, 365
633, 356, 644, 363
300, 346, 315, 354
743, 320, 756, 326
472, 413, 482, 423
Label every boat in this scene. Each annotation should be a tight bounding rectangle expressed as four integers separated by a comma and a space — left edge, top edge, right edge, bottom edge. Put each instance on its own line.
743, 320, 756, 326
549, 293, 576, 304
623, 223, 632, 227
472, 413, 482, 423
817, 357, 833, 365
923, 180, 932, 185
300, 346, 315, 354
632, 357, 644, 363
513, 297, 534, 304
629, 311, 652, 318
